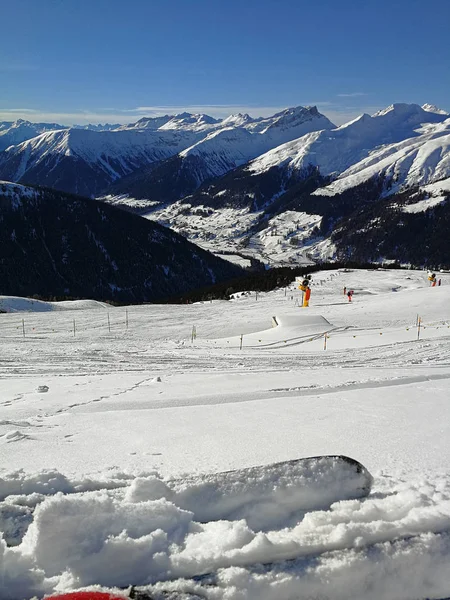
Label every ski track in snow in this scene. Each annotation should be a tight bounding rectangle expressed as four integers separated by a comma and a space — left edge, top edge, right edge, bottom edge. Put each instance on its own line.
1, 268, 450, 599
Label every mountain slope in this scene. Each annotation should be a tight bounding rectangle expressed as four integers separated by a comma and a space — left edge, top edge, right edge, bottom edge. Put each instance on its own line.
247, 103, 449, 177
312, 117, 450, 197
117, 112, 221, 132
103, 106, 335, 206
0, 128, 200, 197
0, 119, 64, 151
167, 104, 449, 216
0, 106, 333, 199
0, 181, 243, 302
328, 183, 450, 266
137, 104, 450, 267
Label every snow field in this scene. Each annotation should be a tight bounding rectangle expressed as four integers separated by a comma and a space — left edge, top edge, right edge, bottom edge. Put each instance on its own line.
1, 268, 450, 598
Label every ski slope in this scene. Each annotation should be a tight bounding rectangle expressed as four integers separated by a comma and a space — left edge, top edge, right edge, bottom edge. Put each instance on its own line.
1, 268, 450, 599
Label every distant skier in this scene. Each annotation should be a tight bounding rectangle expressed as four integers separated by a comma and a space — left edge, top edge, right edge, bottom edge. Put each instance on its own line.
347, 290, 354, 302
438, 279, 442, 286
343, 286, 347, 296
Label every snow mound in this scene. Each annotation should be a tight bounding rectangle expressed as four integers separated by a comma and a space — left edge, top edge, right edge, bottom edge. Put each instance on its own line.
0, 295, 110, 313
0, 469, 135, 502
217, 313, 334, 348
164, 455, 371, 530
4, 460, 450, 599
1, 456, 372, 594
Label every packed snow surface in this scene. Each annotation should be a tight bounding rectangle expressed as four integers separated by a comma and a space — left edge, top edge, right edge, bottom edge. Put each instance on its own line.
1, 268, 450, 599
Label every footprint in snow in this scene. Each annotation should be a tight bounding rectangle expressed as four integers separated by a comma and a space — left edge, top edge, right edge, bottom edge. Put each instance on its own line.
4, 430, 32, 443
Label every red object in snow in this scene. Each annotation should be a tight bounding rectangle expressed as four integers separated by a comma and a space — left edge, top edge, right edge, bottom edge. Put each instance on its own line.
47, 593, 127, 600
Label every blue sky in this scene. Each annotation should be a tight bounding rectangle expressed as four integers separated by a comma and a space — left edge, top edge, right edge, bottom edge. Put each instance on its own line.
1, 0, 449, 125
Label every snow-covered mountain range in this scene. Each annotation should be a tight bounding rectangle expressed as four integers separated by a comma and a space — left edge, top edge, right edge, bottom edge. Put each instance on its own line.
0, 119, 121, 152
0, 128, 200, 197
0, 119, 64, 152
1, 102, 450, 267
240, 104, 448, 186
312, 114, 450, 197
129, 103, 450, 267
0, 106, 334, 198
106, 106, 335, 204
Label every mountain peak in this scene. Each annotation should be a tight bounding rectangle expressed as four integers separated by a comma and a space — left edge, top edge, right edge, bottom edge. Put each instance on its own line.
304, 105, 320, 116
422, 103, 449, 115
371, 103, 449, 128
373, 103, 424, 118
221, 113, 254, 127
260, 105, 335, 133
273, 105, 316, 118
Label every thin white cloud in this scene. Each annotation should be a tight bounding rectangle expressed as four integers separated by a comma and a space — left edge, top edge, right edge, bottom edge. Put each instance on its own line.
0, 103, 385, 127
0, 108, 39, 113
0, 109, 126, 125
337, 93, 368, 98
126, 105, 293, 118
0, 105, 295, 125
